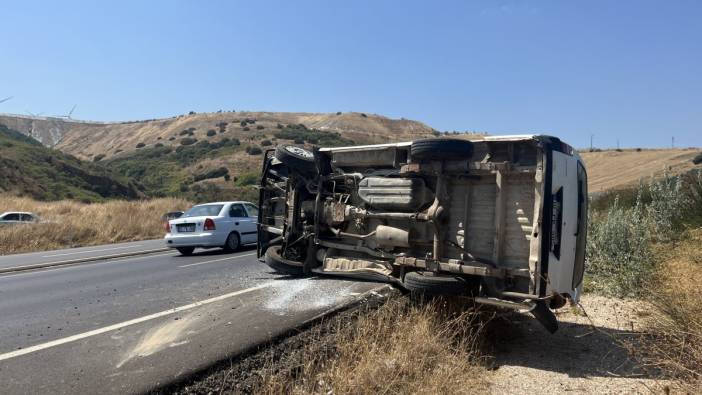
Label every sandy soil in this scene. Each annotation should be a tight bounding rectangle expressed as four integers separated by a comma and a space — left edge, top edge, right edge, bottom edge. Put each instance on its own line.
487, 294, 671, 394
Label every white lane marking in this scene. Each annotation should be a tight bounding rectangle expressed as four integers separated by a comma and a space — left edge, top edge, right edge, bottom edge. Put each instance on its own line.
177, 253, 256, 268
0, 253, 174, 279
4, 248, 169, 272
0, 282, 271, 362
41, 244, 144, 257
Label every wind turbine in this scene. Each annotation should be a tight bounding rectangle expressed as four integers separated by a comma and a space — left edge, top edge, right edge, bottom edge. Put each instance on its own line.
57, 104, 77, 119
26, 110, 44, 117
0, 96, 12, 105
65, 104, 76, 119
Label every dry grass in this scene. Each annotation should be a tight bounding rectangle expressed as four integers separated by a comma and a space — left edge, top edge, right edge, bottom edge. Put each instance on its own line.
257, 297, 488, 395
579, 149, 698, 193
0, 196, 191, 254
635, 228, 702, 392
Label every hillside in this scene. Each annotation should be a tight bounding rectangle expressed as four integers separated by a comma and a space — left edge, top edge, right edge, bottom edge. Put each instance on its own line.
0, 111, 437, 160
579, 148, 700, 193
0, 123, 142, 202
2, 111, 699, 198
0, 111, 441, 203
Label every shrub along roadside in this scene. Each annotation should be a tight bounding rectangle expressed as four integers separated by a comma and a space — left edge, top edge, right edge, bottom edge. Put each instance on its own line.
588, 169, 702, 391
586, 170, 701, 297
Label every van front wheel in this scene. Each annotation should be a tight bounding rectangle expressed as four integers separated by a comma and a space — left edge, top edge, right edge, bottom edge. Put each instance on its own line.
264, 246, 306, 276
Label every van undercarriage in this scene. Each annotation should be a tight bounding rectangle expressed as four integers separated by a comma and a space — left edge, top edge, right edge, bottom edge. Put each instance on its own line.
257, 137, 587, 333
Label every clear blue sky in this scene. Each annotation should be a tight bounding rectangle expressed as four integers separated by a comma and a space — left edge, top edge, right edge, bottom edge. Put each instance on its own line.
1, 0, 700, 148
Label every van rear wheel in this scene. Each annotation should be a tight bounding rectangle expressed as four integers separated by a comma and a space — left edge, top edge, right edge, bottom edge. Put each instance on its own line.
403, 271, 471, 296
264, 246, 306, 276
410, 138, 473, 161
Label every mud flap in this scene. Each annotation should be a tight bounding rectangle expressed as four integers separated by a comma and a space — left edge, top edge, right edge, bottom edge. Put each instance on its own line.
530, 300, 559, 334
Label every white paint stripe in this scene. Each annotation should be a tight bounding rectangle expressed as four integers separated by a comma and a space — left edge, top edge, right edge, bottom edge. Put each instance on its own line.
178, 253, 256, 268
41, 244, 144, 257
0, 253, 174, 279
0, 283, 270, 362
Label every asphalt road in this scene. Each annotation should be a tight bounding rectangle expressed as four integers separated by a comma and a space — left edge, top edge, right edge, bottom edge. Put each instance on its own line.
0, 245, 391, 394
0, 239, 166, 270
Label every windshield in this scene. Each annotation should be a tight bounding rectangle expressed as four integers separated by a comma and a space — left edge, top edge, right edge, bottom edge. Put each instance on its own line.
183, 204, 224, 218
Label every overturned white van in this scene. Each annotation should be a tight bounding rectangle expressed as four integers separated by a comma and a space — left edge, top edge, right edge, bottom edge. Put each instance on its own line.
257, 136, 587, 332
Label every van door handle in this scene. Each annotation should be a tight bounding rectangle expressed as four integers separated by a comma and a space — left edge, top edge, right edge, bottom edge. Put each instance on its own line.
235, 222, 239, 226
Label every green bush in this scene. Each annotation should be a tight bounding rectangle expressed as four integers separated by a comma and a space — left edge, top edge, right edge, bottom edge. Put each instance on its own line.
277, 123, 284, 129
240, 120, 247, 127
261, 139, 272, 146
93, 154, 105, 162
336, 111, 342, 115
587, 171, 702, 296
180, 137, 197, 146
206, 129, 216, 137
136, 143, 146, 148
256, 125, 264, 130
243, 127, 250, 131
273, 123, 352, 147
587, 195, 653, 297
193, 167, 229, 182
246, 146, 262, 155
168, 136, 176, 141
235, 171, 259, 186
693, 152, 702, 165
179, 130, 192, 136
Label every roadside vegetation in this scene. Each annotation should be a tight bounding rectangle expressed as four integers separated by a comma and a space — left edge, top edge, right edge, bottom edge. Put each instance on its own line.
586, 169, 702, 391
259, 297, 486, 394
173, 297, 487, 394
0, 197, 190, 254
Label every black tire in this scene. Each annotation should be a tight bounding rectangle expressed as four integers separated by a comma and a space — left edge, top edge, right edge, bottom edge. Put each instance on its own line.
275, 145, 316, 174
176, 247, 195, 256
264, 246, 306, 276
223, 232, 240, 252
410, 138, 473, 161
403, 271, 470, 296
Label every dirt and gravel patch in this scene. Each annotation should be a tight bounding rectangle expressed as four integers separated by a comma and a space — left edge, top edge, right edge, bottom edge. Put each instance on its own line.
158, 293, 673, 395
487, 294, 672, 394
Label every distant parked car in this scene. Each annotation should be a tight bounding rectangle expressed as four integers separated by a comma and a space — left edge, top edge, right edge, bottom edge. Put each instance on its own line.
164, 202, 259, 255
161, 211, 184, 221
0, 212, 40, 225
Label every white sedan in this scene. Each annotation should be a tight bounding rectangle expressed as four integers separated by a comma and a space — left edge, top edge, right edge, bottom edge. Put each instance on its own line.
0, 212, 40, 225
164, 201, 258, 255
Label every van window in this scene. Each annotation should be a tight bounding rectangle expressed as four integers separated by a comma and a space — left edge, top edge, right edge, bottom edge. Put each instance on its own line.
21, 214, 35, 222
572, 162, 588, 288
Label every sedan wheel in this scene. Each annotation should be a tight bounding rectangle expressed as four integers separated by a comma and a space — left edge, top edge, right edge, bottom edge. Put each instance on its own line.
224, 232, 240, 252
177, 247, 195, 256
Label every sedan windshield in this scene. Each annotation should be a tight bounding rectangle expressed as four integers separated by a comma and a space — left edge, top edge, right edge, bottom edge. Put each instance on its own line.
183, 204, 224, 218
